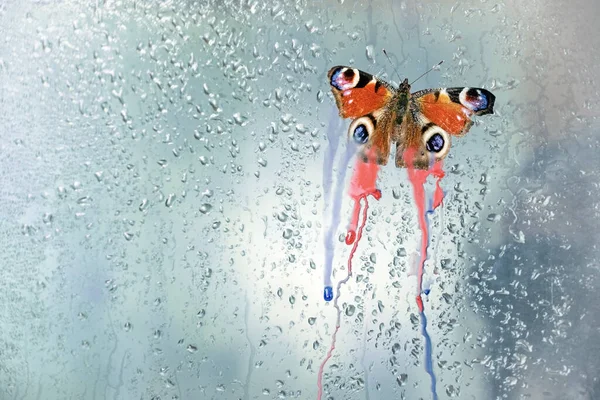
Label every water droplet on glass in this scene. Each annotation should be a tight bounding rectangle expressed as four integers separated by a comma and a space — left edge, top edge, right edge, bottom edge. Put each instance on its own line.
446, 384, 458, 397
308, 317, 316, 325
317, 90, 324, 103
233, 113, 245, 125
345, 305, 356, 316
199, 204, 212, 214
366, 45, 375, 62
283, 228, 292, 239
487, 213, 501, 222
396, 373, 408, 386
165, 193, 175, 207
42, 213, 53, 224
280, 113, 292, 125
187, 344, 198, 353
277, 212, 288, 222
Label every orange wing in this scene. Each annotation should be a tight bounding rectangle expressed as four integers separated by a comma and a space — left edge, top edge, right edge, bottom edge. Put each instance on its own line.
412, 87, 495, 136
394, 87, 496, 170
328, 66, 394, 118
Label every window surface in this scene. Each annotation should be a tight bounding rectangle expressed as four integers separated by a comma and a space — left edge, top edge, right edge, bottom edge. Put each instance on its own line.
1, 0, 599, 399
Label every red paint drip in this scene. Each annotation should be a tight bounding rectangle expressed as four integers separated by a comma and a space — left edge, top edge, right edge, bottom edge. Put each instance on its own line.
416, 294, 425, 313
404, 148, 445, 400
316, 324, 340, 400
317, 157, 381, 400
346, 158, 381, 245
404, 147, 445, 303
317, 196, 371, 400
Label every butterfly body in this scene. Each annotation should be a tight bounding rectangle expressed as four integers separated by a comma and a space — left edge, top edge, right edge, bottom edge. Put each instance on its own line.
328, 66, 496, 169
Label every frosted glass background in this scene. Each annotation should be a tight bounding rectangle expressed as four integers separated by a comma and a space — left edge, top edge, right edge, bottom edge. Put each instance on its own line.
1, 0, 599, 399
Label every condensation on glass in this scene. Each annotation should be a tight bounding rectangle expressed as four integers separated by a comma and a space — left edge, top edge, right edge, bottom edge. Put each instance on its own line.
0, 0, 599, 399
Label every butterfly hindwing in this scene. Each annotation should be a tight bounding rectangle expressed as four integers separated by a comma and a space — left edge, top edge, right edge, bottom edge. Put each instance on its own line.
349, 108, 397, 165
395, 110, 453, 169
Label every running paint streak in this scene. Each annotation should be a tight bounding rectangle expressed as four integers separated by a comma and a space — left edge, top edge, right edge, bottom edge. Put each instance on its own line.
322, 109, 343, 212
404, 147, 445, 400
317, 198, 368, 400
318, 157, 381, 400
322, 109, 357, 301
346, 157, 381, 246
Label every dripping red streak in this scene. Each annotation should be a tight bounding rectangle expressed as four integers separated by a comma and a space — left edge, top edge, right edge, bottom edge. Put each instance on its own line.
316, 195, 370, 400
404, 148, 445, 308
408, 165, 429, 312
317, 158, 380, 399
404, 147, 445, 400
346, 158, 381, 247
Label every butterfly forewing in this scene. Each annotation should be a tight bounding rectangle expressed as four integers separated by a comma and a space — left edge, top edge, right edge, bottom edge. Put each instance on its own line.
328, 66, 394, 118
328, 66, 397, 164
412, 87, 496, 136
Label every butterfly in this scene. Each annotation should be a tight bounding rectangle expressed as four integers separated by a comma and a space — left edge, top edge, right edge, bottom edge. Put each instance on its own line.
327, 66, 496, 169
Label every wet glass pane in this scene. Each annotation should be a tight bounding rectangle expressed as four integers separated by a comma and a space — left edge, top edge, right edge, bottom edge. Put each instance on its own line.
1, 0, 599, 399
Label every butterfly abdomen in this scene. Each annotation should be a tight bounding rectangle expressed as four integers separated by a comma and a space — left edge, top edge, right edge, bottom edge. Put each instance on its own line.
394, 92, 409, 125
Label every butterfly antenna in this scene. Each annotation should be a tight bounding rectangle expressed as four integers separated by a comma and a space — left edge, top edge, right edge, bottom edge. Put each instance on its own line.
382, 49, 403, 83
410, 60, 444, 85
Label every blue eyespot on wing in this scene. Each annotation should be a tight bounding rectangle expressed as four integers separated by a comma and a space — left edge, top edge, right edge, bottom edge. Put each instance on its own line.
446, 87, 495, 115
353, 124, 369, 144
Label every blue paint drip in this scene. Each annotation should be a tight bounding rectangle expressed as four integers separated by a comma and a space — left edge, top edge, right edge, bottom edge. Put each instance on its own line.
419, 310, 438, 400
420, 176, 439, 400
323, 286, 333, 302
322, 107, 358, 300
322, 109, 343, 292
